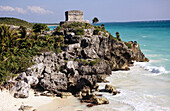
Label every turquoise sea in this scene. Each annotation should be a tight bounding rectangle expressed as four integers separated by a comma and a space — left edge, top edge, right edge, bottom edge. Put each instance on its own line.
48, 25, 58, 31
49, 21, 170, 110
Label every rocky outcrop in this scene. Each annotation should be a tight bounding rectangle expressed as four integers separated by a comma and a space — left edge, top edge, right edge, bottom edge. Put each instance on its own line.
105, 84, 120, 95
40, 72, 67, 91
91, 96, 109, 105
10, 23, 148, 99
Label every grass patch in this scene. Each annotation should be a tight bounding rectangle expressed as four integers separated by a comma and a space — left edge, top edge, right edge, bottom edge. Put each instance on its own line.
61, 22, 92, 29
74, 58, 100, 66
73, 28, 84, 35
0, 17, 33, 28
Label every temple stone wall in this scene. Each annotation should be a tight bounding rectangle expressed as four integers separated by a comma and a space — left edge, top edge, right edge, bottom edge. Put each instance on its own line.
65, 10, 84, 21
60, 10, 89, 25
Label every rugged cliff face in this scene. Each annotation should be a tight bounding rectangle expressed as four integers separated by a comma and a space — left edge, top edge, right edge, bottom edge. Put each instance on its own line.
10, 22, 149, 98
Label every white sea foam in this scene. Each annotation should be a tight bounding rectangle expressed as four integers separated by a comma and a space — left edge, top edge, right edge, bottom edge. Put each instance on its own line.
142, 35, 148, 38
134, 62, 170, 74
102, 88, 170, 111
96, 62, 170, 111
146, 54, 161, 57
142, 49, 152, 52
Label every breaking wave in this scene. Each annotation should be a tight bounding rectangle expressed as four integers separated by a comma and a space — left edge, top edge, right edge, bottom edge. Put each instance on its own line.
134, 62, 170, 74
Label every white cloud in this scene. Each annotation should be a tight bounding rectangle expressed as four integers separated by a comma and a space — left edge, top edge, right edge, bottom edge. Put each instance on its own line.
0, 5, 26, 14
15, 7, 26, 14
0, 5, 53, 15
27, 6, 53, 14
0, 5, 15, 11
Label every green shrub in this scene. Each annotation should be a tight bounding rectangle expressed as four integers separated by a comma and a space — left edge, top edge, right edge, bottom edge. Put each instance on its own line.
92, 17, 99, 23
80, 59, 90, 65
93, 29, 100, 35
73, 28, 84, 35
61, 22, 92, 29
93, 25, 106, 35
74, 58, 100, 66
89, 59, 100, 66
125, 42, 132, 48
33, 23, 49, 33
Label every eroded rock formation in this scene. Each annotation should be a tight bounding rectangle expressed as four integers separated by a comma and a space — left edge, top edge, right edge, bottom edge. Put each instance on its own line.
10, 30, 148, 98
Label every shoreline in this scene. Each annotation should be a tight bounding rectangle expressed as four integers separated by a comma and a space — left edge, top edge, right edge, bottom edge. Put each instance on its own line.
1, 65, 170, 111
47, 24, 58, 26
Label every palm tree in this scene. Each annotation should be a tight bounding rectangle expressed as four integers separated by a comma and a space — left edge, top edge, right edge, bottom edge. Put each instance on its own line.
0, 25, 16, 59
0, 25, 15, 48
19, 26, 27, 38
92, 17, 99, 24
116, 32, 121, 41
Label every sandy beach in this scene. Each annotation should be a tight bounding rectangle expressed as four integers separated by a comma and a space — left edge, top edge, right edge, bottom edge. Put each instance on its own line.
0, 88, 115, 111
0, 89, 93, 111
0, 89, 56, 111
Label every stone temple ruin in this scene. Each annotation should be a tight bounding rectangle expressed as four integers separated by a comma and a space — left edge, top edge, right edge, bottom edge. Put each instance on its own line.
60, 10, 89, 25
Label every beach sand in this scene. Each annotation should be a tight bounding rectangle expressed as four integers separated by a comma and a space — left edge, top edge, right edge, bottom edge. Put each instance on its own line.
37, 96, 113, 111
0, 89, 91, 111
0, 89, 113, 111
0, 89, 55, 111
37, 96, 83, 111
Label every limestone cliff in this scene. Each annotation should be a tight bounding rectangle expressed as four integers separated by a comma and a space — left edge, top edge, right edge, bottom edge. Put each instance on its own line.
10, 22, 149, 98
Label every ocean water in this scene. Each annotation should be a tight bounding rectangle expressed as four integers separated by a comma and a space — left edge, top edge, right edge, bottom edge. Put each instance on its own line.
48, 25, 58, 31
93, 21, 170, 111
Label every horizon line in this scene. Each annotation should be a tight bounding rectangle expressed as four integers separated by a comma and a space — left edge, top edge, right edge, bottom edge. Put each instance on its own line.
0, 16, 170, 24
98, 19, 170, 24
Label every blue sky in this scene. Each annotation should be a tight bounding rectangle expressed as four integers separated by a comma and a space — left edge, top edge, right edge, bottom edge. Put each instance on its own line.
0, 0, 170, 23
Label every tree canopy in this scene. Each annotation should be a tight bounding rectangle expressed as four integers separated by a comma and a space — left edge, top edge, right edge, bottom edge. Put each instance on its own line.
33, 24, 49, 33
92, 17, 99, 24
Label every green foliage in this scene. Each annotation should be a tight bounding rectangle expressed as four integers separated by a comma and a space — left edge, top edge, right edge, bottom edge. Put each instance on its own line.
0, 17, 33, 28
62, 22, 92, 29
0, 25, 62, 83
93, 29, 100, 35
19, 26, 27, 38
89, 59, 100, 66
92, 17, 99, 23
74, 58, 100, 66
56, 26, 62, 32
80, 59, 89, 65
116, 32, 121, 41
93, 26, 106, 35
101, 24, 105, 27
125, 42, 132, 48
101, 24, 105, 30
116, 32, 120, 38
33, 23, 49, 33
117, 38, 122, 41
73, 28, 84, 35
53, 26, 64, 36
109, 33, 117, 41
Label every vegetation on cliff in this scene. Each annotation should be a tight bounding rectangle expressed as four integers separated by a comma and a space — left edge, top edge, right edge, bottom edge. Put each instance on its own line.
0, 25, 62, 83
0, 21, 148, 85
0, 17, 33, 28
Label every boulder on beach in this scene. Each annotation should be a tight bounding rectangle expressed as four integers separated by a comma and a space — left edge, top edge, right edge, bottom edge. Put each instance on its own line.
90, 96, 109, 105
105, 84, 117, 94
